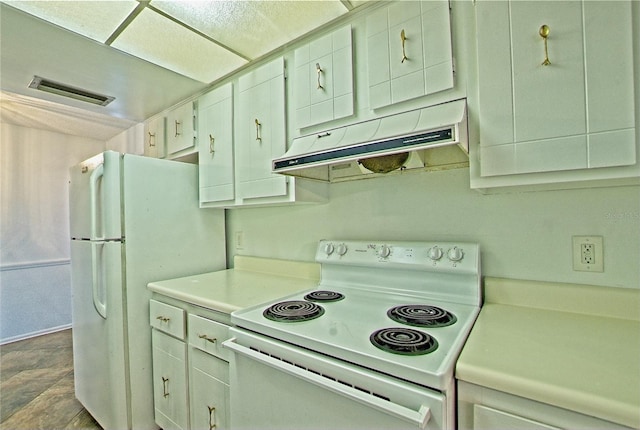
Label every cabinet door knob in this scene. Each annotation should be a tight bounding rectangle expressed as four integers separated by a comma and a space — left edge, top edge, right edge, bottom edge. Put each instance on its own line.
539, 25, 551, 66
162, 376, 169, 398
316, 62, 324, 90
208, 405, 217, 429
209, 134, 215, 154
175, 120, 182, 137
401, 29, 408, 63
255, 118, 262, 141
156, 315, 170, 323
148, 131, 156, 147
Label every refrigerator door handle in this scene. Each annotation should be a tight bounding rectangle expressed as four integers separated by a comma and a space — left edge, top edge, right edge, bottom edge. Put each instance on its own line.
91, 241, 107, 319
89, 163, 104, 241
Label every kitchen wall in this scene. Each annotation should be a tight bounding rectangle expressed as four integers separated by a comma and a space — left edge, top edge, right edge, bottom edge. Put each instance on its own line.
226, 171, 640, 290
224, 0, 639, 291
0, 122, 105, 343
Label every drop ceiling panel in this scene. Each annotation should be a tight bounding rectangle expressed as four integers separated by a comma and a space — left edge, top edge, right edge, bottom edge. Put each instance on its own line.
3, 0, 138, 43
151, 0, 349, 59
111, 7, 248, 83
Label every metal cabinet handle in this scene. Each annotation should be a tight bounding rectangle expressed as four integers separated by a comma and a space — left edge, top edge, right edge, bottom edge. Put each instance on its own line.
162, 377, 169, 398
316, 62, 324, 90
198, 333, 217, 343
539, 25, 551, 66
209, 134, 215, 154
175, 120, 182, 137
208, 405, 217, 429
156, 316, 170, 323
255, 118, 262, 141
401, 29, 408, 63
148, 131, 156, 147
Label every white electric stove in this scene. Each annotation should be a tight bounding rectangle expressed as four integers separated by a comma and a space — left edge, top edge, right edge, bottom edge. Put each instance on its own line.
225, 240, 481, 430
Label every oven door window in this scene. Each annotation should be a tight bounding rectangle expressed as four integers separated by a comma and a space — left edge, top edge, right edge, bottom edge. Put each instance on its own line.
225, 336, 447, 430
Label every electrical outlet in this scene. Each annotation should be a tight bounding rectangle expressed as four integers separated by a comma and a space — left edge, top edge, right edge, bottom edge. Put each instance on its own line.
572, 236, 603, 272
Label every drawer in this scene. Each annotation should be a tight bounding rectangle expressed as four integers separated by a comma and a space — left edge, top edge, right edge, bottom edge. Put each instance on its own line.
188, 314, 230, 361
150, 299, 185, 340
191, 347, 230, 384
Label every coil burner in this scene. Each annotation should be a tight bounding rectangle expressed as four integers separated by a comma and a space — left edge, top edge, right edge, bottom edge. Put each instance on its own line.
303, 290, 345, 302
387, 305, 457, 328
370, 327, 438, 356
263, 301, 325, 323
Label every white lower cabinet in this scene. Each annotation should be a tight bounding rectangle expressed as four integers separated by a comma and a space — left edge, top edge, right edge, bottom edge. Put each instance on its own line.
152, 330, 188, 430
190, 349, 229, 430
150, 298, 231, 430
457, 381, 634, 430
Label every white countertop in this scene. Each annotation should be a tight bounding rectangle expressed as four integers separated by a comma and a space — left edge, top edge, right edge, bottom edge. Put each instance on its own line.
456, 277, 640, 428
147, 255, 320, 314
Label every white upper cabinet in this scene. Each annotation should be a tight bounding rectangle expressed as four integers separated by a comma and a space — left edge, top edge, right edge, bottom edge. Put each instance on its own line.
294, 25, 354, 129
197, 83, 235, 207
166, 101, 196, 158
475, 0, 636, 181
367, 0, 454, 110
144, 116, 166, 159
236, 57, 288, 201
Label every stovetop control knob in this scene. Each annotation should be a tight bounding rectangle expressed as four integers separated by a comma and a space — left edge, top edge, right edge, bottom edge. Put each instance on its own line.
427, 246, 444, 261
336, 243, 348, 256
447, 246, 464, 262
323, 243, 335, 256
378, 245, 391, 258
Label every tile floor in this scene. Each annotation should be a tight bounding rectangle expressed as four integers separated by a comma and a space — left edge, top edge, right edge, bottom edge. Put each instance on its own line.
0, 329, 102, 429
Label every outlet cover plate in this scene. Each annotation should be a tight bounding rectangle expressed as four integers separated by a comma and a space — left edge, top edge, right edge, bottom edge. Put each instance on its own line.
572, 236, 603, 272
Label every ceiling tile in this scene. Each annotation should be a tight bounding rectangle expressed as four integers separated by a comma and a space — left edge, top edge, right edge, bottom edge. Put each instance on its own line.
111, 7, 248, 83
150, 0, 349, 59
2, 0, 138, 43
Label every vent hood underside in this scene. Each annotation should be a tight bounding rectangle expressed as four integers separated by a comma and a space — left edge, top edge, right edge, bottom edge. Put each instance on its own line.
273, 99, 469, 182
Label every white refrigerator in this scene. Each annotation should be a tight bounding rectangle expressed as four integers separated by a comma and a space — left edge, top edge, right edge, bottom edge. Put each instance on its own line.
69, 151, 226, 430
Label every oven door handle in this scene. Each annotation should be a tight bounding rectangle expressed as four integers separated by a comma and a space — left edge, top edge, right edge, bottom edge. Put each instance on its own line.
224, 338, 432, 429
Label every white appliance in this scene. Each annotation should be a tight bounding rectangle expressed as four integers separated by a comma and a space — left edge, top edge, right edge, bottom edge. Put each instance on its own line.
69, 151, 225, 430
272, 99, 468, 182
225, 239, 481, 430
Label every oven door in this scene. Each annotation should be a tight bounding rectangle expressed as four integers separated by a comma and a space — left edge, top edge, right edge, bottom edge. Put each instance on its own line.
224, 329, 448, 430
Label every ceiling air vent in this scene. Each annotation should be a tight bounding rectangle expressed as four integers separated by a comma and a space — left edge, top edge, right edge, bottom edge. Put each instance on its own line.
28, 76, 115, 107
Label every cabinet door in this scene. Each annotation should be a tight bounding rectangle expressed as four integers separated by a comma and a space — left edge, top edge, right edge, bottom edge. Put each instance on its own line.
511, 2, 585, 143
198, 84, 235, 205
476, 0, 636, 179
144, 116, 166, 159
166, 102, 195, 156
367, 0, 454, 109
190, 349, 230, 430
236, 57, 287, 200
152, 330, 188, 430
294, 25, 354, 129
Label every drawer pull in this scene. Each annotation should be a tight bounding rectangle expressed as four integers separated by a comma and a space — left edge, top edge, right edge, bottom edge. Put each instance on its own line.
198, 333, 217, 344
156, 316, 170, 323
208, 405, 217, 429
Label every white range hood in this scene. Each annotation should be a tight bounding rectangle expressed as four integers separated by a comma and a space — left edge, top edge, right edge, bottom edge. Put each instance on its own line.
273, 99, 469, 182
